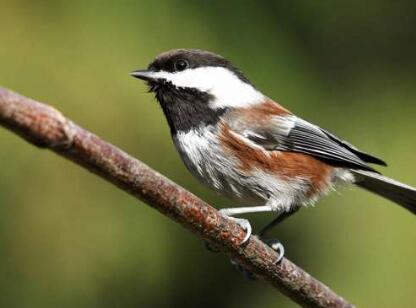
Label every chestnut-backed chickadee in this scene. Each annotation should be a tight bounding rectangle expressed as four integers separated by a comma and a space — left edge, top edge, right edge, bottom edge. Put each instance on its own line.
131, 49, 415, 260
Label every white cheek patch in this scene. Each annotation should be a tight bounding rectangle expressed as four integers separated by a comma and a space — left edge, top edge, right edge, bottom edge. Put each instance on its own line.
147, 67, 264, 109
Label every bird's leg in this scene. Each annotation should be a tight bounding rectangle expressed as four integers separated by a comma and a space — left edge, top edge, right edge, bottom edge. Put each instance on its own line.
258, 206, 300, 238
258, 206, 301, 263
214, 205, 280, 280
205, 205, 278, 252
230, 206, 301, 281
205, 204, 299, 280
219, 205, 277, 244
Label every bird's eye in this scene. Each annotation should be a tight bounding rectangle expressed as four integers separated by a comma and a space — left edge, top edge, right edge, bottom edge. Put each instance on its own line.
174, 59, 189, 71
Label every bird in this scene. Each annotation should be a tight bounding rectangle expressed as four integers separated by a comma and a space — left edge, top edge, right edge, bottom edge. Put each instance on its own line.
131, 48, 416, 261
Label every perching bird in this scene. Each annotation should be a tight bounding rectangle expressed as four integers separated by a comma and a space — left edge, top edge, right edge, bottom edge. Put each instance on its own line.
131, 49, 416, 260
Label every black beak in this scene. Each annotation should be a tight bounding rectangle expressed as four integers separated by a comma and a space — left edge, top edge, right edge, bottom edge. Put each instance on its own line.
130, 69, 156, 81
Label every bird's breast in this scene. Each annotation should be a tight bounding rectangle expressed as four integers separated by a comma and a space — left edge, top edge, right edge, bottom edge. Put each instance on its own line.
173, 126, 267, 205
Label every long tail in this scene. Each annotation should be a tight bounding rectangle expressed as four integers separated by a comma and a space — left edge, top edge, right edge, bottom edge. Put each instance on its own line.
351, 170, 416, 215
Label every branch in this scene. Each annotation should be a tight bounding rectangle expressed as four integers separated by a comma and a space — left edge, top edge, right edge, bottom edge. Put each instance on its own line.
0, 87, 354, 308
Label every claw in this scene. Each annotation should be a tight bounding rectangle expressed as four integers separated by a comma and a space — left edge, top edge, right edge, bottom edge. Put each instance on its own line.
233, 218, 252, 244
263, 238, 285, 263
219, 210, 252, 245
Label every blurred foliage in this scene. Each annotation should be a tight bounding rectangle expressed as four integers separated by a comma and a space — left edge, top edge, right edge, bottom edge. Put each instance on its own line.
0, 1, 415, 307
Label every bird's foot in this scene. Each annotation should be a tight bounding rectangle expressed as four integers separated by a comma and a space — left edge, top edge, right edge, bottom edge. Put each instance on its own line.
262, 238, 285, 263
203, 212, 252, 253
229, 238, 285, 281
219, 210, 252, 244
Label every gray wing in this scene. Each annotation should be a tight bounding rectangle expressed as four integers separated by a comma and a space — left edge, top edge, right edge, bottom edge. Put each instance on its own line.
234, 115, 386, 172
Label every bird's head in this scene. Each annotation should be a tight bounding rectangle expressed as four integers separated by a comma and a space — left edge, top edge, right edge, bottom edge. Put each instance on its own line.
131, 49, 264, 133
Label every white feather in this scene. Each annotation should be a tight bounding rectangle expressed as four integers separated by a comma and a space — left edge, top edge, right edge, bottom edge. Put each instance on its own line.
144, 67, 264, 109
272, 115, 297, 135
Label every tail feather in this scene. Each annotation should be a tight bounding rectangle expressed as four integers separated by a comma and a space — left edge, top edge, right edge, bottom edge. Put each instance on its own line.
351, 170, 416, 215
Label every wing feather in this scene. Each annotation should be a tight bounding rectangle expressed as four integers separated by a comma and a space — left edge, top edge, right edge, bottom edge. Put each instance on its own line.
232, 115, 385, 172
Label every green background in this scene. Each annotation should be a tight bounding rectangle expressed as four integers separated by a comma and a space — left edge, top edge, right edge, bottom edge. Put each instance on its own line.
1, 1, 415, 307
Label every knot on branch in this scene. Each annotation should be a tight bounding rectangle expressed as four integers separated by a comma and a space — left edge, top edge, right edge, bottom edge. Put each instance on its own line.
0, 88, 74, 150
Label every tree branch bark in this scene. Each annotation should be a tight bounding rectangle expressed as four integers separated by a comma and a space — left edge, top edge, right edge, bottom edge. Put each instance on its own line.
0, 87, 354, 308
